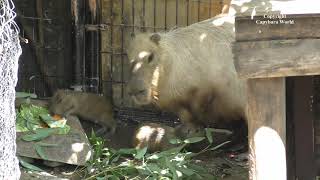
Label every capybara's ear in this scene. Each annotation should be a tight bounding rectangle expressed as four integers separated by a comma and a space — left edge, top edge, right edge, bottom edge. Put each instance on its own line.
150, 33, 161, 45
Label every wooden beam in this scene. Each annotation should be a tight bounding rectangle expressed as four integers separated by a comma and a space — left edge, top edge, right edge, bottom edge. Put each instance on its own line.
235, 13, 320, 41
246, 78, 286, 180
233, 39, 320, 79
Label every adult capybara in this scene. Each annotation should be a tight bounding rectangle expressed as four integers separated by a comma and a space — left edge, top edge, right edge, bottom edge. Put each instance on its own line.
49, 89, 116, 135
126, 14, 246, 137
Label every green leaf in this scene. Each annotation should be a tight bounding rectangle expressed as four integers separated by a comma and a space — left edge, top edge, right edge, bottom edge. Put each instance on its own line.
40, 114, 67, 128
21, 128, 56, 141
106, 175, 120, 180
183, 137, 206, 144
150, 145, 185, 160
19, 157, 44, 172
146, 163, 162, 174
165, 157, 178, 180
176, 166, 195, 176
117, 148, 136, 155
169, 138, 182, 145
209, 141, 231, 151
16, 92, 37, 99
35, 144, 47, 159
96, 177, 106, 180
55, 125, 71, 135
205, 128, 213, 144
39, 114, 55, 124
135, 147, 148, 159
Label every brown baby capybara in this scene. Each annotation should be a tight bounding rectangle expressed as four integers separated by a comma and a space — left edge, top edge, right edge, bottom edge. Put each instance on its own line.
132, 123, 177, 152
132, 122, 233, 153
49, 89, 116, 135
126, 14, 247, 139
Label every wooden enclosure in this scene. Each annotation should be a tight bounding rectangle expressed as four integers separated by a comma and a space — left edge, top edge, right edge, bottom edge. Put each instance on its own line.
14, 0, 228, 109
234, 12, 320, 180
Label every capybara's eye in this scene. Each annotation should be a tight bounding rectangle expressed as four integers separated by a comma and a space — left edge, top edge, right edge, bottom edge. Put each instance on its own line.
148, 53, 154, 63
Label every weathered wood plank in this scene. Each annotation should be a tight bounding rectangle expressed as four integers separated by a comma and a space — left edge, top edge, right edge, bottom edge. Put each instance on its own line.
145, 0, 155, 32
231, 0, 320, 17
166, 0, 177, 29
188, 0, 199, 25
177, 0, 187, 27
235, 13, 320, 41
233, 39, 320, 79
155, 0, 165, 30
101, 0, 112, 98
246, 78, 286, 180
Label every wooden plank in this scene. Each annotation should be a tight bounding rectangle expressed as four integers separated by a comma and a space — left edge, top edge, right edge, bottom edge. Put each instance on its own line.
101, 0, 112, 98
188, 0, 199, 25
177, 0, 187, 27
166, 0, 177, 29
231, 0, 320, 17
199, 0, 223, 21
155, 0, 166, 30
292, 77, 316, 180
233, 39, 320, 79
145, 0, 155, 32
246, 78, 286, 180
111, 0, 125, 107
235, 13, 320, 41
198, 1, 209, 21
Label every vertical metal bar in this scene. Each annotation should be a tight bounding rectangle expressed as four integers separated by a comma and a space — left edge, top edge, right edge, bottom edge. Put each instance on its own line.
209, 0, 212, 17
132, 0, 135, 33
97, 0, 102, 93
89, 0, 96, 92
164, 0, 167, 30
36, 0, 53, 94
197, 0, 200, 22
82, 0, 87, 90
175, 0, 178, 26
142, 0, 145, 31
186, 0, 189, 25
110, 0, 114, 102
153, 0, 156, 32
121, 0, 124, 105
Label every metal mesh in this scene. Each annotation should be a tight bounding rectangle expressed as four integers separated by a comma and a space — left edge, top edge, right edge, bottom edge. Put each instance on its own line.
0, 0, 22, 179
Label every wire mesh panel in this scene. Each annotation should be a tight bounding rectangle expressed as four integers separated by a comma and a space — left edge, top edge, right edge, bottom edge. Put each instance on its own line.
14, 0, 73, 97
14, 0, 225, 123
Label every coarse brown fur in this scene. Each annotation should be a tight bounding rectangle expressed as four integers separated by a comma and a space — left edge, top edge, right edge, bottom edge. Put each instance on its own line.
126, 14, 247, 137
49, 89, 116, 135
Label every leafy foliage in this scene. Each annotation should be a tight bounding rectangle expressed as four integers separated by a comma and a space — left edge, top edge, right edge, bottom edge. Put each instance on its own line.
80, 129, 228, 180
16, 96, 70, 171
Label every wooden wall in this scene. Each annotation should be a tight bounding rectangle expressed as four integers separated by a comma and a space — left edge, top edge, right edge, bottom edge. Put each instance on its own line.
100, 0, 225, 108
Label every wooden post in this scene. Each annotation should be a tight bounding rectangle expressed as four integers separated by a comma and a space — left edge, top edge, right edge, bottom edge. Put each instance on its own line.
246, 78, 286, 180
